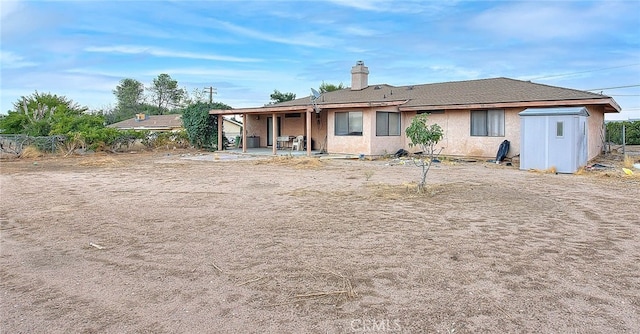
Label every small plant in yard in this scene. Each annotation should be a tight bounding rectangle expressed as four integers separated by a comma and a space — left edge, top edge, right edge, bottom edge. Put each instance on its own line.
623, 154, 634, 168
405, 113, 444, 193
364, 170, 374, 181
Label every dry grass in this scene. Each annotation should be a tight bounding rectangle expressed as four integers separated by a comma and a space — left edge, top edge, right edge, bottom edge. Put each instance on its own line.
19, 146, 44, 158
254, 155, 324, 169
77, 156, 124, 167
529, 166, 557, 174
623, 155, 635, 168
366, 182, 445, 198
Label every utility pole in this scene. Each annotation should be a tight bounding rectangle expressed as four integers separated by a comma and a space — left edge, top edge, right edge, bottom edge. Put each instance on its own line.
204, 86, 217, 104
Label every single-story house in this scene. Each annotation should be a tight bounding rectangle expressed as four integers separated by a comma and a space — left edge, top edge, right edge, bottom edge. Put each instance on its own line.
110, 113, 242, 143
209, 61, 620, 162
108, 114, 183, 132
222, 117, 243, 143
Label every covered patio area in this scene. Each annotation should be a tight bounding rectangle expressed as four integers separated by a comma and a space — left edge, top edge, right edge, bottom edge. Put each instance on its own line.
210, 106, 325, 158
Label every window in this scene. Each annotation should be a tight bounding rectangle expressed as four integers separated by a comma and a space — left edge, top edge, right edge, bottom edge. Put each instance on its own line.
556, 121, 564, 137
470, 109, 504, 136
335, 111, 363, 136
417, 110, 445, 115
376, 111, 401, 136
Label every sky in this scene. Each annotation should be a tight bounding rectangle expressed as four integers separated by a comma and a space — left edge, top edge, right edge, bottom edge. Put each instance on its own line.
1, 0, 639, 120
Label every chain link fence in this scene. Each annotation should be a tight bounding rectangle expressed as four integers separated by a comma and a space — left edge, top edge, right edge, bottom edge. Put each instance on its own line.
604, 120, 640, 156
0, 134, 66, 155
1, 131, 191, 157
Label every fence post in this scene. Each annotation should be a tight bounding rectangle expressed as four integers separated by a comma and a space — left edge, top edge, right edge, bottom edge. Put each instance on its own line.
622, 123, 626, 156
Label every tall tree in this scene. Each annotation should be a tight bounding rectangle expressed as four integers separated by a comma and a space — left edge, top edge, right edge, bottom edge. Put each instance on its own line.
0, 91, 87, 136
181, 101, 232, 150
319, 81, 345, 93
112, 78, 145, 122
147, 74, 186, 114
268, 89, 296, 105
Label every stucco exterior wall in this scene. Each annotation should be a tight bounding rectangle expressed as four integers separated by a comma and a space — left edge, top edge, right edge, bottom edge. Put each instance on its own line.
280, 114, 304, 138
241, 105, 606, 159
245, 116, 267, 147
310, 111, 328, 151
402, 109, 522, 158
369, 107, 403, 156
586, 106, 605, 161
327, 109, 372, 154
242, 112, 325, 149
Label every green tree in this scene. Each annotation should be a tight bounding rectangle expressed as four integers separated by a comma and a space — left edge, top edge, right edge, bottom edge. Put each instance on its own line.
181, 102, 231, 150
319, 81, 345, 93
0, 91, 87, 136
111, 78, 145, 123
606, 121, 640, 145
147, 74, 186, 114
268, 89, 296, 105
405, 113, 444, 193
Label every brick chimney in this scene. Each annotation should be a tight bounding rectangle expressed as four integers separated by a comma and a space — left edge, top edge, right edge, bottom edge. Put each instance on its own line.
350, 60, 369, 91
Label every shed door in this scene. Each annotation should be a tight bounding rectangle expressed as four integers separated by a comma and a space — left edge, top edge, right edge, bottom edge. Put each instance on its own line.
547, 117, 573, 173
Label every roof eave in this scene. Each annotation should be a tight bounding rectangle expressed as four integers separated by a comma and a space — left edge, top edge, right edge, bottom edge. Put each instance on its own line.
209, 100, 408, 115
398, 98, 621, 113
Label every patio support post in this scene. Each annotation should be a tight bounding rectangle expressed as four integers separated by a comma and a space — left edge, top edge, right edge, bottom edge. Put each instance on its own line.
242, 113, 247, 153
217, 114, 223, 151
306, 108, 312, 157
272, 112, 277, 155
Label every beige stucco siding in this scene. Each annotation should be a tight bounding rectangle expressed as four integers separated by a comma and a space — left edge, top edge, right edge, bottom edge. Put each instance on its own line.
369, 108, 403, 155
402, 109, 521, 158
310, 111, 328, 151
280, 114, 304, 137
240, 104, 609, 160
327, 109, 371, 154
586, 106, 605, 161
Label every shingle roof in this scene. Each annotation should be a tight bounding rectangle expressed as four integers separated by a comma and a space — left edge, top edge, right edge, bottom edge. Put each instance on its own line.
274, 77, 614, 109
108, 114, 183, 130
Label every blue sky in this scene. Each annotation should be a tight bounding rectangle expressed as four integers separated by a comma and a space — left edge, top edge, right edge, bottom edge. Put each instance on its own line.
1, 0, 639, 120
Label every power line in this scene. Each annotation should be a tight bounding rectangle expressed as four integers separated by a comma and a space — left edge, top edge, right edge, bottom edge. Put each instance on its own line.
585, 84, 640, 91
529, 63, 640, 80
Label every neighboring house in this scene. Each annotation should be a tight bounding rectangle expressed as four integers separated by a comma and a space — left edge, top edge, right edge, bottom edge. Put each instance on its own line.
209, 61, 620, 162
108, 114, 183, 132
222, 117, 243, 142
110, 114, 242, 142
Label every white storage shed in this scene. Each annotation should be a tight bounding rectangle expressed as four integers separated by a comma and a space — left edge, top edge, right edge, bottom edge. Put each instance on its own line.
519, 107, 589, 173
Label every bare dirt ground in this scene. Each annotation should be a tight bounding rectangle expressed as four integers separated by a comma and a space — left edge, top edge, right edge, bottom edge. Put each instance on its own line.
1, 149, 639, 333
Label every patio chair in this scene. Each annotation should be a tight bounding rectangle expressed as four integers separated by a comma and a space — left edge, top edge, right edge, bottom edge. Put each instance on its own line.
291, 135, 304, 151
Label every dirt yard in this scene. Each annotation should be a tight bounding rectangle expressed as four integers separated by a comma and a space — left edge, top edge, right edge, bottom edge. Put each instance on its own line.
1, 150, 639, 333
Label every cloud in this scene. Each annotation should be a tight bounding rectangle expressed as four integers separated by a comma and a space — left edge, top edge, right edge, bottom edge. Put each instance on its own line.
0, 0, 23, 20
84, 45, 261, 63
342, 25, 378, 37
211, 19, 338, 48
327, 0, 457, 14
468, 2, 626, 41
0, 51, 38, 69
